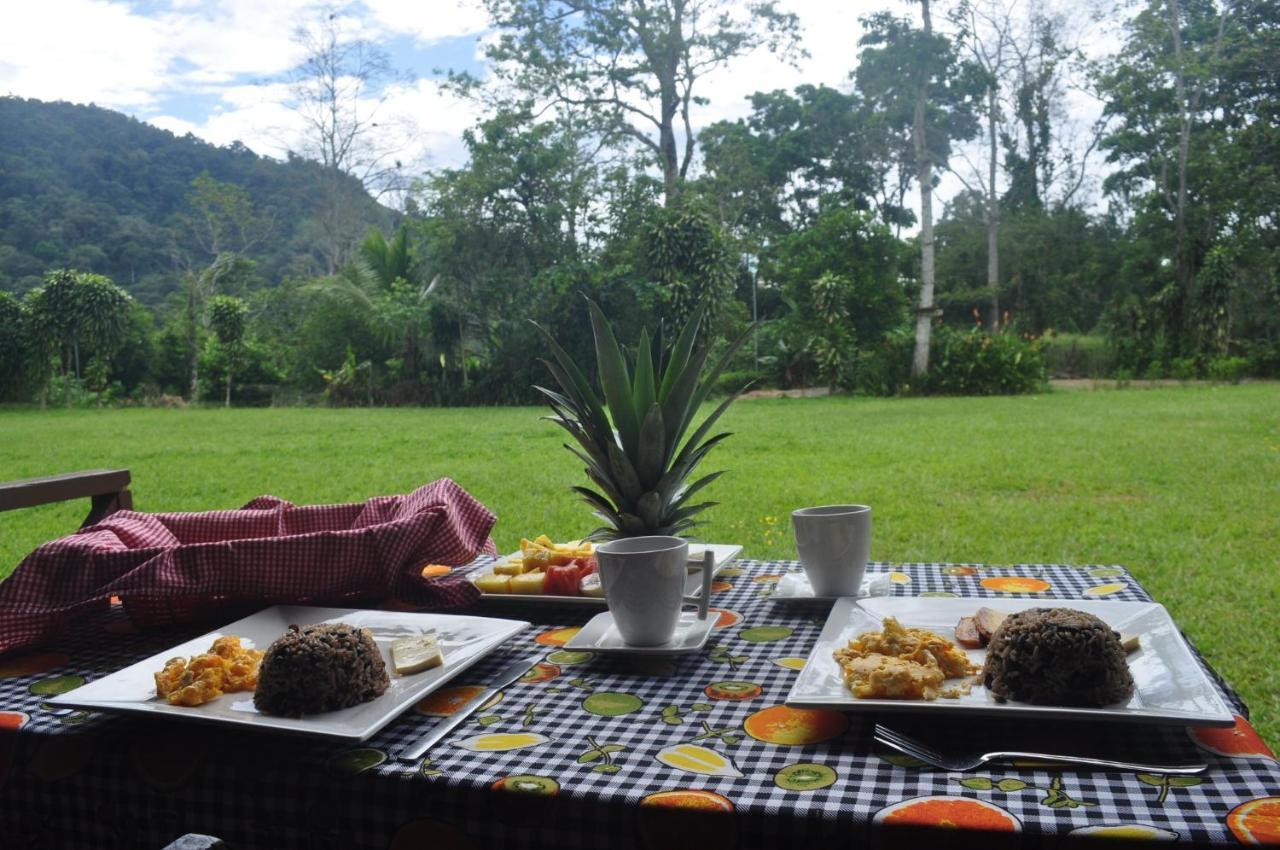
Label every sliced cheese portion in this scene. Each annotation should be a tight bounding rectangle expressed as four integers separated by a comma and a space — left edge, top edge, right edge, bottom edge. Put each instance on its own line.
392, 633, 445, 675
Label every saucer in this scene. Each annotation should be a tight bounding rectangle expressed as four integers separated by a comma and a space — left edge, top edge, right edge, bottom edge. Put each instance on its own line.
565, 609, 716, 655
771, 570, 891, 604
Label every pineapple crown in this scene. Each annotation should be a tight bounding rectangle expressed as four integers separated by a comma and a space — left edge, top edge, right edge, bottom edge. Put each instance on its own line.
532, 299, 754, 541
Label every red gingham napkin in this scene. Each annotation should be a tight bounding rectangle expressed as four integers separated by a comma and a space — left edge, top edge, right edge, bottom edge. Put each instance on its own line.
0, 479, 496, 656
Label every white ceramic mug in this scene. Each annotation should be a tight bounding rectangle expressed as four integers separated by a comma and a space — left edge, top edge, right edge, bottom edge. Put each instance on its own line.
596, 536, 712, 646
792, 505, 872, 597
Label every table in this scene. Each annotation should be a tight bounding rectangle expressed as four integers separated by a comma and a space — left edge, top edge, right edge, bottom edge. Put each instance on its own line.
1, 560, 1277, 849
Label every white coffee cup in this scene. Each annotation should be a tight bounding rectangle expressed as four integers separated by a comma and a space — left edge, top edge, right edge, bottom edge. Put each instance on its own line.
596, 536, 712, 646
791, 505, 872, 597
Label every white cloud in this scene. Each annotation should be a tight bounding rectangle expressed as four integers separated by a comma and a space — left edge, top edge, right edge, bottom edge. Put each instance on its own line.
0, 0, 171, 108
362, 0, 490, 44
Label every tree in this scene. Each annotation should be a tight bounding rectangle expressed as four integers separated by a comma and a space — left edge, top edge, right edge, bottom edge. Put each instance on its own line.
312, 225, 437, 391
182, 174, 274, 265
0, 292, 30, 401
206, 295, 248, 407
182, 254, 262, 402
460, 0, 801, 206
1097, 0, 1233, 347
857, 4, 982, 376
286, 12, 413, 272
24, 270, 133, 407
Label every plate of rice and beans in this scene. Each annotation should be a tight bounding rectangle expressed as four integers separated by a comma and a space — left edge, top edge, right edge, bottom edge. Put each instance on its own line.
50, 606, 529, 741
786, 597, 1234, 726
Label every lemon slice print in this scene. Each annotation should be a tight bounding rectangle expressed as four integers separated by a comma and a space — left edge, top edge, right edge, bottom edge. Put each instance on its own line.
454, 732, 549, 752
656, 743, 744, 777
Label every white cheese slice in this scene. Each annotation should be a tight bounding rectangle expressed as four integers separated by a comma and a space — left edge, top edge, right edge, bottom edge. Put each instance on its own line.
579, 573, 604, 598
392, 633, 445, 674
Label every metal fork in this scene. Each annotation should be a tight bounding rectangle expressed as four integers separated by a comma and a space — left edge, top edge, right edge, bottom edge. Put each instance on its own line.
873, 724, 1207, 775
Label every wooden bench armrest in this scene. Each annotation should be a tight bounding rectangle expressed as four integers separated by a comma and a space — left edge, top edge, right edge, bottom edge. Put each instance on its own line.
0, 469, 133, 527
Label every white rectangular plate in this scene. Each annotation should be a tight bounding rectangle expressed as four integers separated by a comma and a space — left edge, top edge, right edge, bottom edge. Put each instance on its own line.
786, 597, 1235, 727
50, 606, 530, 741
472, 543, 742, 606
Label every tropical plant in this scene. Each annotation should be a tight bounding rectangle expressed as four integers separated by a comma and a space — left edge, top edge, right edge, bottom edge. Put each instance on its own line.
534, 300, 753, 541
206, 294, 249, 407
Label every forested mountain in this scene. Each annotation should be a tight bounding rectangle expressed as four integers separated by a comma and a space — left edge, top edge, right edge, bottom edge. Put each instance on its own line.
0, 97, 394, 305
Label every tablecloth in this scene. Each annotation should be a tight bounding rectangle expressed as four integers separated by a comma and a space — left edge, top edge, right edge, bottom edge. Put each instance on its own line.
0, 560, 1276, 849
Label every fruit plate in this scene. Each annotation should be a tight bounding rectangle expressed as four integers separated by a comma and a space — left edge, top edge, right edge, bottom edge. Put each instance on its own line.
785, 597, 1235, 727
49, 606, 529, 741
471, 543, 743, 607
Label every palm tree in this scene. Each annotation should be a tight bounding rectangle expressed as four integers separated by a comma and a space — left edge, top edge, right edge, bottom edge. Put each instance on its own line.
312, 225, 437, 384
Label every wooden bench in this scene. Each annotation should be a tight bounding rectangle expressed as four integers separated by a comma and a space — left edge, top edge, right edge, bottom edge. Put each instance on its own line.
0, 469, 133, 528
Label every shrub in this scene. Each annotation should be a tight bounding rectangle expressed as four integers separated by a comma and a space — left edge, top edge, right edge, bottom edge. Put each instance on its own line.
1206, 356, 1249, 384
711, 369, 766, 397
1169, 357, 1200, 381
857, 325, 1045, 396
1041, 333, 1112, 378
924, 326, 1047, 396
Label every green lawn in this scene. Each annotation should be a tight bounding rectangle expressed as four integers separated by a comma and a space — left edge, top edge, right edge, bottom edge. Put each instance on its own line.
2, 386, 1277, 745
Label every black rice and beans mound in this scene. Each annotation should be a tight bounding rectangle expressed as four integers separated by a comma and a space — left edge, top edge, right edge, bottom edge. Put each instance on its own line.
982, 608, 1135, 707
254, 623, 390, 717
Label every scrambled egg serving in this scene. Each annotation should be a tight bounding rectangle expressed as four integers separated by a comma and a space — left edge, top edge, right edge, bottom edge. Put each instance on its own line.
834, 617, 978, 701
154, 635, 264, 707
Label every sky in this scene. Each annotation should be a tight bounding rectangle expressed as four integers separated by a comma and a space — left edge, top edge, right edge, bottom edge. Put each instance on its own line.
0, 0, 1114, 209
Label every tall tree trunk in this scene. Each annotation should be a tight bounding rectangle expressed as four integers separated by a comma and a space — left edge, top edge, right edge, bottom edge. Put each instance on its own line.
986, 84, 1000, 333
63, 344, 72, 408
911, 0, 937, 379
225, 371, 231, 408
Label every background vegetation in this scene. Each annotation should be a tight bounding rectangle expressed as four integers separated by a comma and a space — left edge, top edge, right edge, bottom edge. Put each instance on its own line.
1, 0, 1275, 405
2, 386, 1276, 745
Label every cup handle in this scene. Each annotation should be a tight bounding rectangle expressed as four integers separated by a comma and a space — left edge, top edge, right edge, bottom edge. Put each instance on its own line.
682, 550, 714, 621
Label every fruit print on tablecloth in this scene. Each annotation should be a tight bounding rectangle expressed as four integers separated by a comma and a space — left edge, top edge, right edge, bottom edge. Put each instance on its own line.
1190, 715, 1276, 760
775, 762, 837, 792
415, 686, 502, 717
1068, 824, 1177, 841
1226, 796, 1280, 844
772, 657, 807, 671
703, 680, 762, 701
706, 608, 741, 629
582, 691, 643, 717
545, 649, 594, 666
738, 626, 792, 643
492, 774, 560, 794
454, 732, 549, 752
1136, 773, 1203, 805
518, 662, 560, 684
656, 742, 743, 778
534, 627, 581, 646
874, 795, 1021, 833
638, 790, 737, 850
1083, 582, 1127, 597
980, 576, 1051, 594
744, 705, 847, 746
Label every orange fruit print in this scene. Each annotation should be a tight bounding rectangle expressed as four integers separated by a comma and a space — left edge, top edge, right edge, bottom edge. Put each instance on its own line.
707, 608, 741, 629
1189, 715, 1276, 760
744, 705, 848, 746
534, 627, 580, 646
642, 789, 735, 812
980, 576, 1051, 594
1227, 797, 1280, 845
876, 796, 1021, 831
414, 685, 487, 716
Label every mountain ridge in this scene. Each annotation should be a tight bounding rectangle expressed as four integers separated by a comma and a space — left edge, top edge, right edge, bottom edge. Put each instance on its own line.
0, 96, 394, 305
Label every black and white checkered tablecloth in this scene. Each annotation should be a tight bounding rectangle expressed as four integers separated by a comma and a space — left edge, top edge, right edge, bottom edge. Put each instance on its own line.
0, 561, 1276, 849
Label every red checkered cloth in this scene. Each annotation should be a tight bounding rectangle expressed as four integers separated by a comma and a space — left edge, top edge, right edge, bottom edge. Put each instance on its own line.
0, 478, 496, 656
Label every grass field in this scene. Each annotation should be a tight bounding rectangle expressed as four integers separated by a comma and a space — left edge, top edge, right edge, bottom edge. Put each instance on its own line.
2, 385, 1277, 745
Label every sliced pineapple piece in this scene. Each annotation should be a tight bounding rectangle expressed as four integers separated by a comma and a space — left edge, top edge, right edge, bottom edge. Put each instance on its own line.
474, 573, 511, 594
509, 572, 546, 595
493, 558, 525, 576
